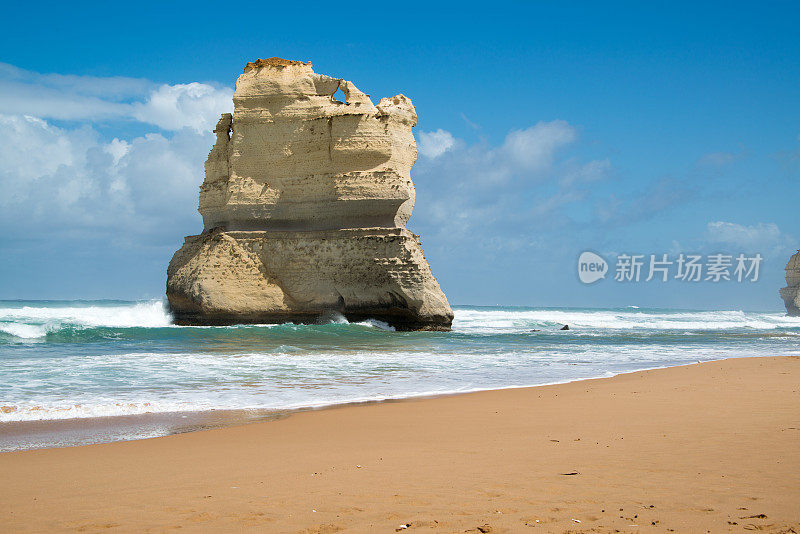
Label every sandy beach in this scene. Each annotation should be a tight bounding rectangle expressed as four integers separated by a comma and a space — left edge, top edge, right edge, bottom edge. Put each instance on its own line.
1, 355, 798, 533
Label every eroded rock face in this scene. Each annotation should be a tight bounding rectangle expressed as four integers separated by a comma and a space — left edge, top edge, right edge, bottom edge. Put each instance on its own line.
780, 251, 800, 316
166, 58, 453, 330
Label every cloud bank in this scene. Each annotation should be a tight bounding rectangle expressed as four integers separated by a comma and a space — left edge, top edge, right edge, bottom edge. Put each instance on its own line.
0, 64, 233, 246
412, 120, 613, 251
705, 221, 797, 258
0, 62, 232, 131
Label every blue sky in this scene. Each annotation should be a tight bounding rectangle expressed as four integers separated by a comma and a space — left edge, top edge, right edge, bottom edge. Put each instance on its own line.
0, 1, 797, 310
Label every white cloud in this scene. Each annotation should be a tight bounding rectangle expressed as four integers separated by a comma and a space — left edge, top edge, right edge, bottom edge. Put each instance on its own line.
132, 83, 233, 133
0, 82, 133, 121
0, 62, 151, 122
559, 158, 611, 187
415, 120, 585, 193
0, 62, 237, 248
595, 177, 693, 226
706, 221, 778, 247
529, 188, 587, 218
0, 62, 153, 98
411, 119, 610, 251
415, 119, 583, 194
417, 129, 456, 158
0, 113, 211, 239
0, 115, 94, 185
0, 62, 232, 132
501, 120, 576, 171
705, 221, 797, 257
105, 138, 130, 164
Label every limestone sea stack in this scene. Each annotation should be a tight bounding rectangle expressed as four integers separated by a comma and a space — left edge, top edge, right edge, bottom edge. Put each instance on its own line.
166, 58, 453, 330
780, 250, 800, 316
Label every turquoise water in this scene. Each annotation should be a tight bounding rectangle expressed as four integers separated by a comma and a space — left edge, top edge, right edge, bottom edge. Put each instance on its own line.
1, 300, 799, 448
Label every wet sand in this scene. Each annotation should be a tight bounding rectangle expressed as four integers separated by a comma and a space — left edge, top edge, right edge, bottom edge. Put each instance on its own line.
1, 356, 798, 533
0, 408, 285, 452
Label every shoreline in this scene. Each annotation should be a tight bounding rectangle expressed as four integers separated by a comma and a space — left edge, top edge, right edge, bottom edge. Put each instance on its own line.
1, 355, 798, 532
1, 358, 730, 453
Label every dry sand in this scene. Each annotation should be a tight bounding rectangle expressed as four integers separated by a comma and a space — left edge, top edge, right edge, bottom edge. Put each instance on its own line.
1, 356, 798, 533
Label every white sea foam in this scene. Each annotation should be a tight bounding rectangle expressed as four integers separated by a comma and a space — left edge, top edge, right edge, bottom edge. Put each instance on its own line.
3, 337, 799, 422
0, 300, 172, 339
320, 312, 395, 331
0, 301, 403, 340
352, 318, 395, 331
0, 300, 172, 328
452, 307, 800, 333
1, 303, 799, 428
2, 301, 796, 341
0, 322, 49, 339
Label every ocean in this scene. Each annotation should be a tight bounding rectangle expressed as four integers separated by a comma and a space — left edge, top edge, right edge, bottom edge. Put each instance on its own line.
1, 300, 799, 451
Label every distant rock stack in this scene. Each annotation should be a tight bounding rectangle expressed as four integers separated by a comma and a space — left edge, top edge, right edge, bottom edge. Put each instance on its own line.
166, 58, 453, 330
780, 251, 800, 316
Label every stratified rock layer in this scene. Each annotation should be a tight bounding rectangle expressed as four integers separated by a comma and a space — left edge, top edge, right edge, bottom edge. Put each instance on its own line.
780, 251, 800, 316
166, 58, 453, 330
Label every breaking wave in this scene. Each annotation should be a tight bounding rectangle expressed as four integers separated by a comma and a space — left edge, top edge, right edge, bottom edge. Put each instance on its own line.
1, 301, 798, 430
0, 300, 172, 340
452, 307, 800, 333
0, 300, 397, 342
